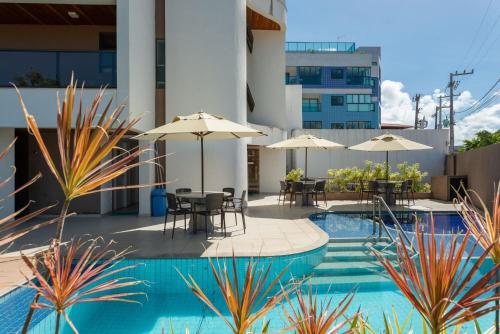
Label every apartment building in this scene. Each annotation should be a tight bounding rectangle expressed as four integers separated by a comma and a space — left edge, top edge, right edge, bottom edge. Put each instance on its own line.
285, 42, 381, 130
0, 0, 291, 216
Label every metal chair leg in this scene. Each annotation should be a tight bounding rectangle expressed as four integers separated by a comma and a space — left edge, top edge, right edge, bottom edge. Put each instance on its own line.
164, 211, 168, 235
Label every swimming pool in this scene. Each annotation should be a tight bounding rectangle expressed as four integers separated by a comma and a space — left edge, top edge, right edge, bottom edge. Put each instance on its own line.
0, 210, 494, 333
309, 210, 467, 237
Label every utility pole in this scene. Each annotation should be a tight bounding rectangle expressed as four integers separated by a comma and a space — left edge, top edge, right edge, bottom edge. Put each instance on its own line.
448, 69, 474, 151
413, 94, 421, 129
434, 107, 438, 129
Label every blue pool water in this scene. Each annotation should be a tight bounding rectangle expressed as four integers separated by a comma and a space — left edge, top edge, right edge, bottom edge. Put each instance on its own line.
0, 210, 495, 333
309, 211, 467, 238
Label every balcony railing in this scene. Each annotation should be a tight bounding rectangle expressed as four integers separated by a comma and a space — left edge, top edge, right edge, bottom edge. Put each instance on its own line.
0, 50, 116, 88
286, 41, 356, 53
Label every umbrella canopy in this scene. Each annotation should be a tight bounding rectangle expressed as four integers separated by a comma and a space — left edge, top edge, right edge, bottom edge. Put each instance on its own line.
349, 133, 432, 180
267, 134, 345, 179
134, 112, 266, 193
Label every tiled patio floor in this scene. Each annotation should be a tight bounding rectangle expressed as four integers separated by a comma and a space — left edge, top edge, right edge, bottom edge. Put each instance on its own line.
0, 194, 456, 293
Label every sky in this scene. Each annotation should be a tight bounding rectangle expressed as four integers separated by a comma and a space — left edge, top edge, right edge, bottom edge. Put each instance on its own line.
286, 0, 500, 143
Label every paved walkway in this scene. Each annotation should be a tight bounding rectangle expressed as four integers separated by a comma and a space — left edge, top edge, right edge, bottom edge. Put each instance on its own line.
0, 195, 456, 293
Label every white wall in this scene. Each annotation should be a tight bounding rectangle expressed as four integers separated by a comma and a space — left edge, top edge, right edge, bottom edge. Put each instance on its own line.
0, 88, 116, 128
0, 128, 15, 216
285, 85, 302, 132
291, 129, 449, 182
247, 31, 287, 129
117, 0, 156, 215
164, 0, 247, 194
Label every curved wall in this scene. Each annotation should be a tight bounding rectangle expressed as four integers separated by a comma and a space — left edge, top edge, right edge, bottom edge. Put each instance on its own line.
164, 0, 248, 193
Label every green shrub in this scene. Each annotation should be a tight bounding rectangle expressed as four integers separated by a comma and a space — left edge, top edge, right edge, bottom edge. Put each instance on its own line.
326, 160, 430, 192
285, 168, 303, 182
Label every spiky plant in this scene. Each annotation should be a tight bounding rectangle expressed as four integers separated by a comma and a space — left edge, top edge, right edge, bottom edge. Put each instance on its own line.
16, 76, 163, 332
281, 284, 356, 334
374, 217, 500, 334
350, 309, 413, 334
21, 237, 144, 334
179, 253, 289, 334
0, 139, 59, 251
455, 186, 500, 333
15, 77, 161, 243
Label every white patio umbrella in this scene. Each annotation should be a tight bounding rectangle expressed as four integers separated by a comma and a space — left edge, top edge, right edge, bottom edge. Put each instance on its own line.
348, 133, 432, 181
134, 111, 266, 193
267, 134, 345, 179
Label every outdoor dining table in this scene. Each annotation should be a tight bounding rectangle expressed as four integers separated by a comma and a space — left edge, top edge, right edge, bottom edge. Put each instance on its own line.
376, 180, 402, 206
176, 191, 231, 233
299, 180, 316, 206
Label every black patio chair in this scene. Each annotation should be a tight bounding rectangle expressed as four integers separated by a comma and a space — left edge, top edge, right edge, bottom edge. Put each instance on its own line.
278, 181, 290, 205
405, 179, 416, 204
225, 190, 247, 233
165, 193, 190, 239
195, 193, 226, 239
312, 180, 327, 206
289, 181, 304, 207
394, 180, 411, 206
176, 188, 192, 209
360, 180, 380, 204
222, 187, 235, 208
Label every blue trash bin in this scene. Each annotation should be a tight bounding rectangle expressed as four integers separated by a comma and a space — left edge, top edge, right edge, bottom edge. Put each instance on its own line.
151, 188, 167, 217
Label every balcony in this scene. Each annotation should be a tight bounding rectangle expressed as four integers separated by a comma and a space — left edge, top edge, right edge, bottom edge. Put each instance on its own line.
286, 42, 356, 53
0, 50, 116, 88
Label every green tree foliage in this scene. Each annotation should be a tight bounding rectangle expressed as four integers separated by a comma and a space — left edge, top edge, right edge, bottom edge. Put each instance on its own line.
461, 130, 500, 152
327, 161, 430, 192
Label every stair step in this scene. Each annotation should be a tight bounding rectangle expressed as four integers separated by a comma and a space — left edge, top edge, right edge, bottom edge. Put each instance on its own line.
323, 250, 398, 262
313, 261, 388, 275
309, 273, 394, 291
329, 237, 391, 244
327, 242, 396, 252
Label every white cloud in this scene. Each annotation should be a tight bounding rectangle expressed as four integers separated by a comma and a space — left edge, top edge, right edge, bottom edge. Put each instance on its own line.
381, 80, 499, 144
455, 102, 500, 144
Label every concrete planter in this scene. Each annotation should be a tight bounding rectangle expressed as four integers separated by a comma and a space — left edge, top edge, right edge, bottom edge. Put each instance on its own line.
325, 191, 432, 200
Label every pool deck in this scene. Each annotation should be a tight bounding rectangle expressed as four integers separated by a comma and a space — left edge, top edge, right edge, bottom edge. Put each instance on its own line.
0, 195, 456, 294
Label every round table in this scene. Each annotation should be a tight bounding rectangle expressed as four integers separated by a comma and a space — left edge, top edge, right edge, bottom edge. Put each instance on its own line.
375, 180, 402, 206
177, 191, 231, 233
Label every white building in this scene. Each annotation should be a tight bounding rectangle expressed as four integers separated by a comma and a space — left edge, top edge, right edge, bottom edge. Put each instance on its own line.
0, 0, 293, 216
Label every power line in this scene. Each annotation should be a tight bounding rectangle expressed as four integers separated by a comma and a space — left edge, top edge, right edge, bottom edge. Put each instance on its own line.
466, 10, 500, 68
460, 0, 495, 68
456, 77, 500, 114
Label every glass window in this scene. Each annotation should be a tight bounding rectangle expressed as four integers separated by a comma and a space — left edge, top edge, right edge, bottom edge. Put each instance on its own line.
331, 96, 344, 106
331, 68, 344, 79
331, 123, 344, 129
298, 66, 321, 85
156, 39, 165, 88
346, 95, 374, 112
302, 98, 321, 112
303, 121, 322, 129
346, 67, 371, 85
346, 121, 371, 129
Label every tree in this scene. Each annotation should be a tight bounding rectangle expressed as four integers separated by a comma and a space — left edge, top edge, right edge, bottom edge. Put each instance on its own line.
461, 130, 500, 152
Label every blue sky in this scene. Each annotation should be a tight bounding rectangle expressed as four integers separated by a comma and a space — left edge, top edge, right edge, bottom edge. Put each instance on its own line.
286, 0, 499, 97
286, 0, 500, 141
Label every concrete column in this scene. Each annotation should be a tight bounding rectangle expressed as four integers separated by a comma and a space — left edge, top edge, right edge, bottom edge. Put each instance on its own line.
0, 128, 15, 216
164, 0, 247, 194
117, 0, 156, 215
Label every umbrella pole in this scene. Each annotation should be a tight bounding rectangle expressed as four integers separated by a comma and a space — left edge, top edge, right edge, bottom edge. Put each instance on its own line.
386, 151, 389, 182
201, 137, 204, 194
305, 147, 308, 180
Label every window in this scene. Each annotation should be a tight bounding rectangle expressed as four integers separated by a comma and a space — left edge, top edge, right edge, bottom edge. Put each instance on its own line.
346, 94, 374, 112
331, 123, 344, 129
156, 39, 165, 88
298, 66, 321, 85
346, 121, 371, 129
302, 98, 321, 112
99, 32, 116, 50
346, 66, 371, 85
303, 121, 322, 129
331, 95, 344, 106
331, 68, 344, 79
